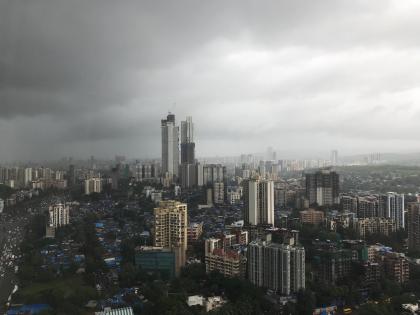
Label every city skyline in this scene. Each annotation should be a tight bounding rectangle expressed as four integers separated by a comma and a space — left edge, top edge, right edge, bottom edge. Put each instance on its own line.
2, 1, 420, 160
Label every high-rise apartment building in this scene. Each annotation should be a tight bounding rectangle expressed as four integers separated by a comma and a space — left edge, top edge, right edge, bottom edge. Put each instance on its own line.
379, 192, 405, 229
330, 150, 338, 166
408, 202, 420, 251
48, 202, 70, 228
213, 181, 225, 205
202, 164, 226, 186
383, 252, 409, 284
161, 113, 179, 179
248, 241, 305, 295
180, 116, 195, 164
84, 177, 102, 195
153, 200, 188, 275
356, 217, 396, 238
180, 116, 197, 188
24, 168, 32, 187
305, 169, 339, 206
243, 178, 274, 226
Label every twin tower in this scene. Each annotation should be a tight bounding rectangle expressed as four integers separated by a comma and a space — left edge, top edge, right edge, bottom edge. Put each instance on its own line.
161, 113, 196, 185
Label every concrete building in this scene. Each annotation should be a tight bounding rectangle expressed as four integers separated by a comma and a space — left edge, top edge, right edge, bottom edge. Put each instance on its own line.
408, 202, 420, 251
305, 169, 339, 206
153, 200, 188, 275
180, 116, 195, 164
180, 116, 197, 189
205, 248, 246, 278
187, 222, 203, 244
161, 113, 179, 179
84, 177, 102, 195
248, 240, 305, 295
315, 248, 354, 284
300, 208, 324, 225
243, 178, 274, 226
383, 252, 409, 284
48, 202, 70, 228
205, 233, 248, 278
213, 181, 224, 205
356, 217, 396, 238
202, 164, 226, 186
380, 192, 405, 229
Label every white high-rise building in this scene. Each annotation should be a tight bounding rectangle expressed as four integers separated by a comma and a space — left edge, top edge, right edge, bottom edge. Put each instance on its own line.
84, 177, 102, 195
331, 150, 338, 166
24, 168, 32, 187
161, 113, 179, 178
243, 178, 274, 226
382, 192, 405, 229
48, 202, 70, 228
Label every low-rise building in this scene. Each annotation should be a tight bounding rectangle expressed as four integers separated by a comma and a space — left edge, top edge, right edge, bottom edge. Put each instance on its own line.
300, 208, 324, 225
356, 217, 396, 238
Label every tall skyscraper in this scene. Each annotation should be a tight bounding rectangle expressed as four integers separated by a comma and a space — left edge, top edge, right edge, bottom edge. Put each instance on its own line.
161, 113, 179, 179
153, 200, 188, 275
180, 116, 195, 164
243, 178, 274, 226
305, 169, 340, 206
378, 192, 405, 229
330, 150, 338, 166
248, 240, 305, 295
180, 116, 196, 188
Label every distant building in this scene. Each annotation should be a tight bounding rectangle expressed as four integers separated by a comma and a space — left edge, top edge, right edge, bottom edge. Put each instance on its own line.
248, 240, 305, 295
187, 222, 203, 244
243, 178, 274, 226
383, 252, 409, 284
213, 182, 224, 205
315, 247, 354, 284
305, 169, 339, 206
180, 116, 195, 164
380, 192, 405, 229
362, 261, 381, 286
408, 202, 420, 251
161, 113, 179, 179
330, 150, 338, 166
356, 217, 396, 238
48, 202, 70, 228
205, 233, 248, 278
205, 248, 246, 278
300, 208, 324, 225
84, 177, 102, 195
202, 164, 226, 186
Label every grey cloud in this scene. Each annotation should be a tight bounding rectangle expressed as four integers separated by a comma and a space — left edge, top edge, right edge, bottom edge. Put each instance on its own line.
1, 0, 420, 160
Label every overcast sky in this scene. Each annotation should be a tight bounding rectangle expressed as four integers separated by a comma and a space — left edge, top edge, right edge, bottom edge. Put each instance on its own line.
1, 0, 420, 161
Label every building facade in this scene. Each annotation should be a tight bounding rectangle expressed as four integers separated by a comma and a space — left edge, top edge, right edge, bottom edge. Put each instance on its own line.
153, 200, 188, 275
161, 113, 179, 179
243, 178, 274, 226
48, 202, 70, 228
248, 241, 305, 295
305, 169, 339, 206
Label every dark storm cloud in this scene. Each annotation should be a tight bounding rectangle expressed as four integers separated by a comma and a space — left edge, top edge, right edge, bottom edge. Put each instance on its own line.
1, 0, 420, 160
